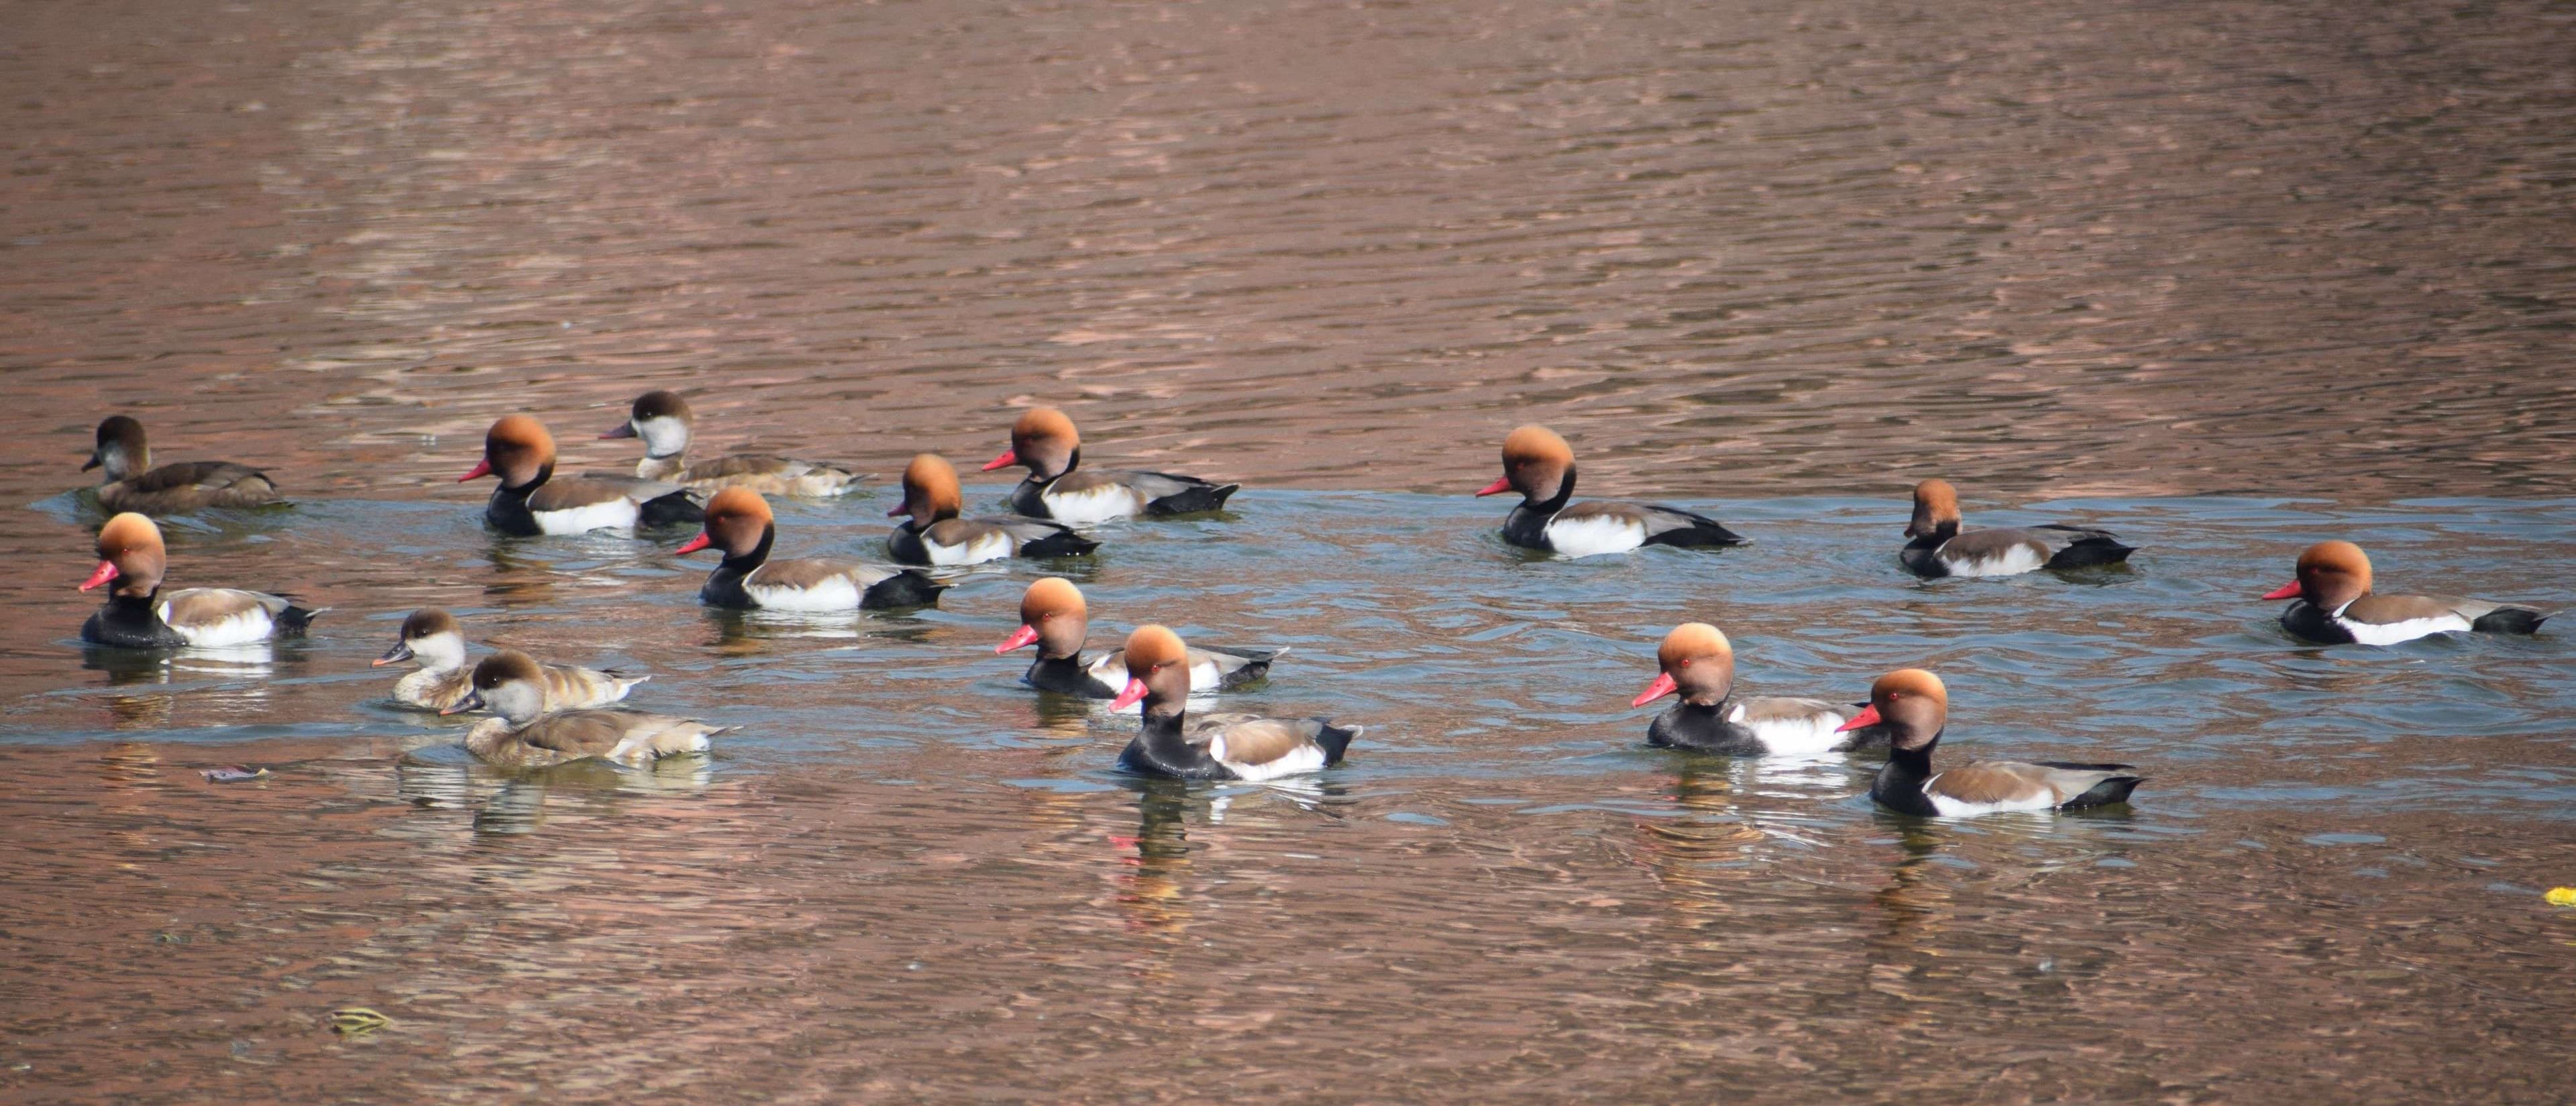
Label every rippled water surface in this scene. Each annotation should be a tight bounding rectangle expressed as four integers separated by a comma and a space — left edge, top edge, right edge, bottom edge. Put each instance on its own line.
7, 0, 2576, 1100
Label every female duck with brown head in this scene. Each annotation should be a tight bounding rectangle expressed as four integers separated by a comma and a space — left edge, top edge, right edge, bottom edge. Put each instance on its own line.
461, 415, 704, 537
2265, 540, 2550, 645
1110, 625, 1357, 781
1837, 669, 2143, 818
78, 513, 323, 648
1900, 479, 2135, 579
441, 651, 730, 768
996, 577, 1280, 702
600, 390, 863, 497
1475, 425, 1746, 557
981, 408, 1239, 522
374, 608, 649, 712
680, 488, 947, 610
1630, 624, 1871, 757
83, 415, 281, 515
887, 453, 1099, 566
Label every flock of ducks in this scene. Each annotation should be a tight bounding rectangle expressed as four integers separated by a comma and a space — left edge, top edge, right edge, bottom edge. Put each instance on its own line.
68, 394, 2557, 815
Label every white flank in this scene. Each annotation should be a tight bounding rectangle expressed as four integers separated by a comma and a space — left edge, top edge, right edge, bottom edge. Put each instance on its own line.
746, 575, 862, 612
1212, 734, 1328, 781
927, 530, 1015, 566
1542, 514, 1647, 558
1923, 777, 2059, 818
1041, 483, 1145, 524
1939, 541, 2046, 577
1728, 702, 1853, 757
533, 498, 641, 535
162, 605, 276, 648
610, 726, 710, 762
2334, 610, 2472, 646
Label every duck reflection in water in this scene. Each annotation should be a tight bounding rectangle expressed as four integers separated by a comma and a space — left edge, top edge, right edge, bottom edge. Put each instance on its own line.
396, 751, 714, 838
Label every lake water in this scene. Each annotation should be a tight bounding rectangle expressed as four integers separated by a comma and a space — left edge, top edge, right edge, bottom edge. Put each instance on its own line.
5, 0, 2575, 1100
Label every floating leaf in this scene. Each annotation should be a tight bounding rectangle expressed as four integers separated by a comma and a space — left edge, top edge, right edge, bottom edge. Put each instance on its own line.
327, 1007, 392, 1036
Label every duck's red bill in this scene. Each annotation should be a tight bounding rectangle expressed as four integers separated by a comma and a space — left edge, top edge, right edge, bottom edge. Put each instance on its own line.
1474, 476, 1513, 497
996, 624, 1040, 654
457, 459, 493, 482
980, 449, 1018, 472
78, 560, 119, 592
674, 533, 712, 555
1835, 704, 1882, 733
2261, 582, 2302, 600
1631, 672, 1678, 708
1109, 677, 1148, 710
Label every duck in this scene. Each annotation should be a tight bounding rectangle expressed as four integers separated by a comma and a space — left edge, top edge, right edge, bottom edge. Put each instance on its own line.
680, 487, 948, 610
1837, 669, 2143, 818
440, 651, 728, 768
997, 577, 1280, 700
1899, 479, 2135, 578
2265, 540, 2550, 645
1629, 623, 1870, 757
887, 453, 1099, 565
77, 512, 322, 647
460, 415, 703, 536
1110, 625, 1357, 781
373, 608, 648, 711
599, 390, 863, 497
83, 415, 281, 514
979, 407, 1239, 522
1475, 425, 1746, 557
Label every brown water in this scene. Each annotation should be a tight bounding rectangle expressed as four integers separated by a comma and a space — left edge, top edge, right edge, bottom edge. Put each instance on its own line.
6, 0, 2576, 1100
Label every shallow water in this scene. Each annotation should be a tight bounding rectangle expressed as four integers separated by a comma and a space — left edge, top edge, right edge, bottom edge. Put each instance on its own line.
7, 0, 2576, 1100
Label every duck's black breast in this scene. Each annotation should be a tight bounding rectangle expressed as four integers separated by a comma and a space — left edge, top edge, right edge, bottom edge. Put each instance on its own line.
1646, 702, 1767, 756
2279, 601, 2355, 644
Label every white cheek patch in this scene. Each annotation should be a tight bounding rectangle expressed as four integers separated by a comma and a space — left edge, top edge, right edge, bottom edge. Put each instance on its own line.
534, 498, 641, 535
635, 417, 690, 458
746, 575, 862, 612
1543, 514, 1647, 559
163, 606, 275, 648
2337, 612, 2472, 646
1940, 542, 2046, 577
927, 531, 1014, 565
1041, 484, 1144, 524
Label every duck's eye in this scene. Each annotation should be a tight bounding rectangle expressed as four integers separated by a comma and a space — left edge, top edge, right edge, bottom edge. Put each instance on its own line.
1676, 658, 1690, 668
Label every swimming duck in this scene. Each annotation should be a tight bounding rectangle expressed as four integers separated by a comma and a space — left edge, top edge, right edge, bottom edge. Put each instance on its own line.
979, 407, 1239, 522
600, 390, 862, 497
1476, 425, 1746, 557
2265, 540, 2550, 645
1839, 669, 2143, 818
374, 608, 648, 711
1899, 479, 2135, 578
1110, 625, 1357, 781
681, 487, 947, 610
1630, 623, 1868, 757
997, 577, 1279, 700
461, 415, 703, 535
887, 453, 1097, 565
441, 651, 729, 768
83, 415, 280, 514
77, 512, 321, 647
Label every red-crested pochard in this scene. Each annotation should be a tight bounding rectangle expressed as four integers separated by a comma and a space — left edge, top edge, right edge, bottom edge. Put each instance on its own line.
1837, 669, 2143, 818
461, 415, 703, 536
1110, 625, 1357, 781
679, 488, 947, 610
78, 512, 322, 648
2264, 541, 2550, 645
600, 390, 863, 497
1900, 479, 2135, 579
374, 608, 648, 712
996, 577, 1279, 701
888, 453, 1098, 565
981, 408, 1238, 522
441, 651, 729, 768
1630, 623, 1870, 757
83, 415, 281, 514
1476, 425, 1746, 557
